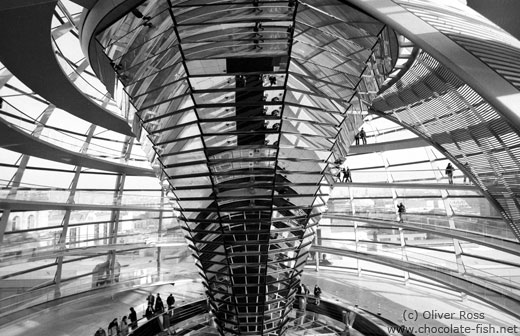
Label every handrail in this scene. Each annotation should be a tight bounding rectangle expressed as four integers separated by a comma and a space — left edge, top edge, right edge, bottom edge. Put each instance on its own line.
329, 241, 520, 294
0, 107, 148, 165
129, 296, 402, 336
0, 271, 196, 319
0, 181, 169, 208
0, 238, 186, 268
311, 245, 520, 321
129, 300, 208, 336
325, 209, 514, 242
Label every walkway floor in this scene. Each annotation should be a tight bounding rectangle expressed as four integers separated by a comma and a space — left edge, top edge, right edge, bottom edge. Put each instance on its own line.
303, 269, 520, 336
1, 267, 519, 336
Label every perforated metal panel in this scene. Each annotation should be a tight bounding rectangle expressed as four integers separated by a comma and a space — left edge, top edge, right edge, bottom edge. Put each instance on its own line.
394, 0, 520, 92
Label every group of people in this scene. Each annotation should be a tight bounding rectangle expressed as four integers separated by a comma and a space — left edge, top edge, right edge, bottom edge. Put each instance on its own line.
94, 308, 137, 336
145, 292, 176, 320
445, 162, 471, 184
337, 166, 352, 183
93, 292, 176, 336
354, 128, 367, 145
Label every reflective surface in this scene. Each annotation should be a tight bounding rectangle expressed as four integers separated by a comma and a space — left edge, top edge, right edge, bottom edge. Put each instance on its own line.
3, 0, 520, 334
96, 0, 395, 334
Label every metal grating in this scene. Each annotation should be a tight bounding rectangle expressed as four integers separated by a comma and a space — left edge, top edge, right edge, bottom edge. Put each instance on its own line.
394, 0, 520, 92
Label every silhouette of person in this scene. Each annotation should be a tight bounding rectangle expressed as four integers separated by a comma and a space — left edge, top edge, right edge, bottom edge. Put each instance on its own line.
120, 316, 129, 336
313, 284, 322, 305
342, 167, 352, 182
397, 202, 406, 223
463, 162, 471, 184
359, 128, 366, 145
155, 293, 164, 313
336, 168, 342, 182
129, 307, 138, 329
167, 293, 176, 310
253, 21, 264, 37
147, 292, 155, 306
145, 304, 155, 320
445, 163, 454, 184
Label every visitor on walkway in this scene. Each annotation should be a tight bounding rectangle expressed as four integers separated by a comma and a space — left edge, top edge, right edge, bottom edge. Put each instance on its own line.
107, 318, 119, 336
336, 167, 342, 182
253, 21, 264, 37
342, 167, 352, 183
155, 293, 164, 313
445, 163, 454, 184
397, 202, 406, 223
354, 132, 360, 145
167, 293, 176, 310
147, 292, 155, 307
463, 162, 471, 184
313, 284, 322, 306
301, 283, 310, 295
145, 304, 155, 320
129, 307, 138, 329
120, 316, 129, 336
359, 128, 367, 145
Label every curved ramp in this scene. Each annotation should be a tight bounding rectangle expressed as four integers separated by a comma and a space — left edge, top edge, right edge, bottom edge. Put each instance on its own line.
333, 181, 480, 192
349, 137, 429, 155
0, 0, 133, 136
311, 245, 520, 321
0, 119, 153, 177
324, 213, 520, 255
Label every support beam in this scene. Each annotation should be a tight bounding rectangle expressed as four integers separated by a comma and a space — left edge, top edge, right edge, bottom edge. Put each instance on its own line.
54, 125, 96, 298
